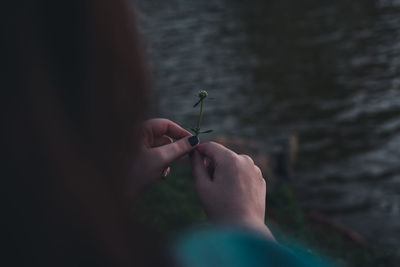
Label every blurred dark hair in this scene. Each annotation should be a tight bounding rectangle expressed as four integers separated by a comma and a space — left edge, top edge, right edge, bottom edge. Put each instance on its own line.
1, 0, 159, 266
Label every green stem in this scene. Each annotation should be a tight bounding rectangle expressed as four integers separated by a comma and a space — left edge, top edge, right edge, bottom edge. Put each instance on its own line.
196, 99, 204, 136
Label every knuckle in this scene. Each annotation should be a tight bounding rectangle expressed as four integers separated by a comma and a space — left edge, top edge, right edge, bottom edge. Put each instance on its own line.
155, 118, 168, 123
144, 118, 159, 126
228, 151, 239, 162
199, 142, 213, 152
174, 142, 188, 155
208, 141, 222, 149
205, 141, 215, 147
254, 166, 265, 183
231, 154, 242, 168
209, 141, 226, 150
261, 179, 266, 190
240, 154, 254, 164
254, 165, 262, 175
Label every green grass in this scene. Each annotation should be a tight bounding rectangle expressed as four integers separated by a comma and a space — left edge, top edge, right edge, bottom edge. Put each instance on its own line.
133, 162, 400, 267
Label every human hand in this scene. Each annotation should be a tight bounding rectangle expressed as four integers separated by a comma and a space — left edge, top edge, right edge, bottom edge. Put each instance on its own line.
191, 142, 274, 240
127, 118, 199, 198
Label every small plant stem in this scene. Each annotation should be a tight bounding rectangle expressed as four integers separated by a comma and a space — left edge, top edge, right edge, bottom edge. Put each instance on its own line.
196, 99, 204, 136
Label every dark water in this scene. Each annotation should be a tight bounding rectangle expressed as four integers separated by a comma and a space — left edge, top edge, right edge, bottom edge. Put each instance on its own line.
137, 0, 400, 252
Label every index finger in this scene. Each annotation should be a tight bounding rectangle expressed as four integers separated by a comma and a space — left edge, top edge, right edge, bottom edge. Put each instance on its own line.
143, 118, 192, 140
195, 142, 235, 162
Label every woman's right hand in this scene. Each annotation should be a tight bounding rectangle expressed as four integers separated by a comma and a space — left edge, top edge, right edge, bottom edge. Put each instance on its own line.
190, 142, 275, 240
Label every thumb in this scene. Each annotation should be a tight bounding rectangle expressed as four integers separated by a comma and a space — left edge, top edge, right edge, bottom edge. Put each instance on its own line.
153, 135, 199, 167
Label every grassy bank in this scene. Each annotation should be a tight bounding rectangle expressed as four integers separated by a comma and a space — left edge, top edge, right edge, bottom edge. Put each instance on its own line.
134, 162, 400, 267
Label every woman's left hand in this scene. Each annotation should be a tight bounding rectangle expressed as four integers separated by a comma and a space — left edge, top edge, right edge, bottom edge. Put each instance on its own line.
127, 118, 199, 199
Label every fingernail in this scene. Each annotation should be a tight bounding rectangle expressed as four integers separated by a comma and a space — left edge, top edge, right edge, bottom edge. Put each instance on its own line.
161, 167, 170, 179
189, 151, 194, 158
188, 136, 199, 147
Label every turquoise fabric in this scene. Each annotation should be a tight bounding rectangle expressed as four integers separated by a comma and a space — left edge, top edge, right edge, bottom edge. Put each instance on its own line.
172, 227, 336, 267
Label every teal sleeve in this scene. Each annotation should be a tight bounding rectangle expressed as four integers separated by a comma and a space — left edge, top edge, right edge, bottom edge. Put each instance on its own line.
171, 227, 336, 267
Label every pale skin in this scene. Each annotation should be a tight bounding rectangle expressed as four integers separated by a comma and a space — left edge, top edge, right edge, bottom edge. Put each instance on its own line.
127, 118, 198, 198
129, 118, 274, 241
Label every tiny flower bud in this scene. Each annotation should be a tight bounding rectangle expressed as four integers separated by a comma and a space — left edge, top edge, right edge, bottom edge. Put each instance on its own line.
198, 90, 208, 99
